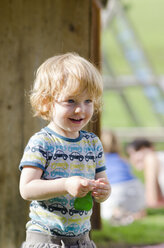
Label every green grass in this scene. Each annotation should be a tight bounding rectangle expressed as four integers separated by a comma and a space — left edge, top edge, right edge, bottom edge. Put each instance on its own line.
102, 0, 164, 75
126, 0, 164, 75
101, 0, 164, 129
102, 90, 134, 128
91, 208, 164, 247
101, 87, 162, 128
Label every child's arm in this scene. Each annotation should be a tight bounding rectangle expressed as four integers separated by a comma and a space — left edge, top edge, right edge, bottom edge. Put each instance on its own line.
91, 171, 111, 203
19, 166, 96, 201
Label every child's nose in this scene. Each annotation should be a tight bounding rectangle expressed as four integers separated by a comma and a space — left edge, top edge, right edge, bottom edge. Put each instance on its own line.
75, 103, 84, 113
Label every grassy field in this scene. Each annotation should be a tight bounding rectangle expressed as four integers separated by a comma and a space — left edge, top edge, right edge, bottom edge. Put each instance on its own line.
101, 0, 164, 129
101, 87, 162, 128
92, 208, 164, 247
102, 0, 164, 75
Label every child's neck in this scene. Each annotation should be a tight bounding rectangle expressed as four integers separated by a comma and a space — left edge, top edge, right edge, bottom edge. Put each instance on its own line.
48, 122, 80, 139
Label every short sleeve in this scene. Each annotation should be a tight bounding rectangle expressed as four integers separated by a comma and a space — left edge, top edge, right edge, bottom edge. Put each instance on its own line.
93, 136, 106, 173
19, 133, 54, 171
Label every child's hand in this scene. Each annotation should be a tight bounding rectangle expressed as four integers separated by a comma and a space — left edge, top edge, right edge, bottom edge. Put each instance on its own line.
92, 177, 111, 203
65, 176, 96, 198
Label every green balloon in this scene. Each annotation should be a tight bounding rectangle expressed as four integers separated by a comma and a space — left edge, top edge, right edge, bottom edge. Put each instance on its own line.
74, 192, 93, 211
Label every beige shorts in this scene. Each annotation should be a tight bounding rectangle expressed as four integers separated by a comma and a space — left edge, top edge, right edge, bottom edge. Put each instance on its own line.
21, 231, 96, 248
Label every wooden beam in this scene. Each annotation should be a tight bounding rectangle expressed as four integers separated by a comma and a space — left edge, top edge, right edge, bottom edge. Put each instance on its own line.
0, 1, 94, 247
112, 127, 164, 143
103, 75, 164, 90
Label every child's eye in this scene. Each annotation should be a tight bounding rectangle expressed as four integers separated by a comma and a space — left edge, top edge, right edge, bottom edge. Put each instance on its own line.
85, 99, 92, 104
67, 99, 75, 103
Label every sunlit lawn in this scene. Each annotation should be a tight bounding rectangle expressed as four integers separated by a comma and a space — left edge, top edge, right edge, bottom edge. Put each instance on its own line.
92, 208, 164, 247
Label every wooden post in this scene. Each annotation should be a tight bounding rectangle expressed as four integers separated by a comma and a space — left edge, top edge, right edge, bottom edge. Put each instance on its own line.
89, 0, 102, 231
0, 0, 103, 247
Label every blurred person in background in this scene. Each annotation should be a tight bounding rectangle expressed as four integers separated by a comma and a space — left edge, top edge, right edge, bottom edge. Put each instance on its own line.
127, 138, 164, 208
100, 130, 146, 225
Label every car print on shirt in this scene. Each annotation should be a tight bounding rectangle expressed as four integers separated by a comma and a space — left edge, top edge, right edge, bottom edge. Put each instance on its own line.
51, 168, 69, 178
65, 232, 75, 237
37, 131, 50, 137
69, 152, 84, 162
85, 152, 95, 162
51, 162, 69, 170
82, 132, 96, 139
50, 223, 65, 236
53, 150, 68, 160
80, 223, 90, 234
70, 163, 84, 170
69, 207, 84, 216
70, 169, 85, 177
48, 197, 68, 206
31, 145, 53, 161
65, 223, 80, 233
31, 220, 49, 232
54, 144, 67, 152
33, 140, 55, 153
83, 133, 90, 139
84, 146, 95, 153
68, 144, 82, 153
97, 151, 103, 159
48, 203, 68, 214
38, 201, 47, 209
69, 199, 75, 207
51, 228, 64, 236
69, 207, 88, 216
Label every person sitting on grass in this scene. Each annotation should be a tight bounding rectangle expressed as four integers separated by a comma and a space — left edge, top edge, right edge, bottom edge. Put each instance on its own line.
101, 130, 146, 225
126, 138, 164, 208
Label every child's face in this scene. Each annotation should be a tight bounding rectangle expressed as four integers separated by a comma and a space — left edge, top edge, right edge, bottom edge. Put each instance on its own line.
50, 91, 94, 138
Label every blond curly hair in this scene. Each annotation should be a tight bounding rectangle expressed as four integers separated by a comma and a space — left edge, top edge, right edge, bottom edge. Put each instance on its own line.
30, 53, 103, 121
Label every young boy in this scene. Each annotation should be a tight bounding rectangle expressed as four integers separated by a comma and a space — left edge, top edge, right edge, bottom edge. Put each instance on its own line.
19, 53, 111, 248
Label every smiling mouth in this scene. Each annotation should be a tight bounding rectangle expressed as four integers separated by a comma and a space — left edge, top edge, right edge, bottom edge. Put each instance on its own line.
69, 118, 83, 123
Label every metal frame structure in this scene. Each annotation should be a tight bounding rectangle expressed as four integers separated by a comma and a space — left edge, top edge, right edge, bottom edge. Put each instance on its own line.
102, 0, 164, 133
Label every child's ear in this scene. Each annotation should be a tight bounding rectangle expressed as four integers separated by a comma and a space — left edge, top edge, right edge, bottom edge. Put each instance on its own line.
42, 96, 52, 112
